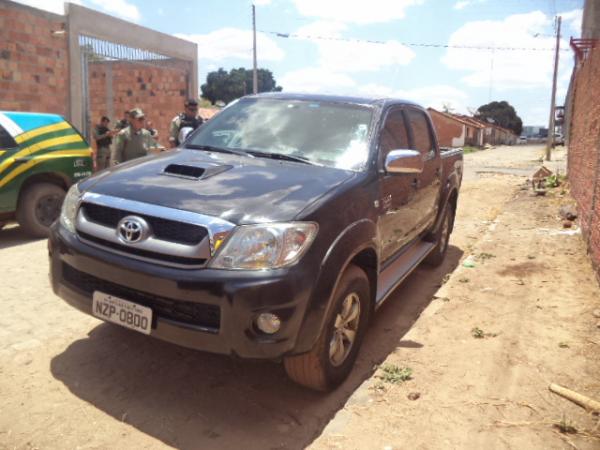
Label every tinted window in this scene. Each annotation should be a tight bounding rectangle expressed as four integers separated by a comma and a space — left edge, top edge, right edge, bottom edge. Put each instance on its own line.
186, 98, 374, 172
379, 110, 409, 158
405, 109, 434, 155
0, 124, 17, 149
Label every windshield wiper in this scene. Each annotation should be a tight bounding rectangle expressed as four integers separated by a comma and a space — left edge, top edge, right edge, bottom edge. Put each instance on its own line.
245, 150, 317, 165
185, 144, 253, 158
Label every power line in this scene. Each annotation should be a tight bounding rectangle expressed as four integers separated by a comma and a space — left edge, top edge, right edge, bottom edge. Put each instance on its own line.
260, 29, 571, 52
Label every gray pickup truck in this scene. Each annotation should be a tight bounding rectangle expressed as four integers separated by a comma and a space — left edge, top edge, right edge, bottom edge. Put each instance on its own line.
50, 93, 463, 390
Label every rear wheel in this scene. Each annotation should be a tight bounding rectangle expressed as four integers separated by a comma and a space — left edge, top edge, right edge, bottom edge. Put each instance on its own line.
284, 264, 371, 391
16, 183, 66, 238
424, 204, 454, 267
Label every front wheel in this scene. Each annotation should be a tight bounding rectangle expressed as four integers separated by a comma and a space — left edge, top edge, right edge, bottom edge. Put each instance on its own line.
16, 182, 66, 238
283, 264, 371, 391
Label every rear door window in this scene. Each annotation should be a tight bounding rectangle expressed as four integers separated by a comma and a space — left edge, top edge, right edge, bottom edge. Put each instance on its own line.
0, 124, 17, 149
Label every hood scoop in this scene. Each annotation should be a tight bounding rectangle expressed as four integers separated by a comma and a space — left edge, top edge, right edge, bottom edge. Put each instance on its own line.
162, 162, 233, 180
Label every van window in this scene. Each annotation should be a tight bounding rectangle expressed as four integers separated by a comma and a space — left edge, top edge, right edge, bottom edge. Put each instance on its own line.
0, 124, 17, 149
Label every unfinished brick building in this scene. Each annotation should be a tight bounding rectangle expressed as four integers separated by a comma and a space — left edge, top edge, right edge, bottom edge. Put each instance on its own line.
0, 0, 198, 147
567, 43, 600, 279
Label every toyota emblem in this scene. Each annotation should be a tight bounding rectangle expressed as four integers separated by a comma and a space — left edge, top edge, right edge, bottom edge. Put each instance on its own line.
117, 216, 149, 244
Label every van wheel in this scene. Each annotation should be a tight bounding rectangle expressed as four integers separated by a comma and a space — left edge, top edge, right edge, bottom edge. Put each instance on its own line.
425, 204, 454, 267
284, 264, 371, 391
17, 183, 66, 238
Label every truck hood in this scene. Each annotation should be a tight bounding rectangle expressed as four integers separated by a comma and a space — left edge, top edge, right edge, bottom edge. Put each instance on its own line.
82, 150, 356, 224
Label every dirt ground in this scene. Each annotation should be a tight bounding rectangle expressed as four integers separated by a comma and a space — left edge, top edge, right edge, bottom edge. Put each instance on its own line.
1, 145, 598, 449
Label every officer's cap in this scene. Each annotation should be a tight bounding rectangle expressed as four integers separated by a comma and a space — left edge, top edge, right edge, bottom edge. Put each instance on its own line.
129, 108, 145, 119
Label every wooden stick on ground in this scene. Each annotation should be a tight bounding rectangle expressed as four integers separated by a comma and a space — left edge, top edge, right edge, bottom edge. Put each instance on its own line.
549, 383, 600, 413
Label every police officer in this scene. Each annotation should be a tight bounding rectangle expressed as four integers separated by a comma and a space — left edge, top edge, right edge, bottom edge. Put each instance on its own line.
93, 116, 116, 171
169, 99, 203, 147
111, 108, 160, 165
115, 109, 130, 130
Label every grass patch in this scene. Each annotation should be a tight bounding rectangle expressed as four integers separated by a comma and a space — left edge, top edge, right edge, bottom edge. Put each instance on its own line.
378, 364, 413, 384
462, 146, 480, 154
554, 415, 578, 434
478, 252, 496, 261
471, 327, 498, 339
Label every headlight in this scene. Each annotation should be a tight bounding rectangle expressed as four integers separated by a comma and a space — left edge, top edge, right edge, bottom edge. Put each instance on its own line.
209, 222, 318, 270
59, 184, 81, 233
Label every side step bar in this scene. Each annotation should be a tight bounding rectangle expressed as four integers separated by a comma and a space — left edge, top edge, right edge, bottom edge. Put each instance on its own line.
375, 241, 435, 309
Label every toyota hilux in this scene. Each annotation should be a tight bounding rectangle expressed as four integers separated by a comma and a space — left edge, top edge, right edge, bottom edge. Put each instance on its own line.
49, 93, 463, 391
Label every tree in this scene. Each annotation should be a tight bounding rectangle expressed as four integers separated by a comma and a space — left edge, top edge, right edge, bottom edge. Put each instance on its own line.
201, 67, 282, 105
475, 101, 523, 135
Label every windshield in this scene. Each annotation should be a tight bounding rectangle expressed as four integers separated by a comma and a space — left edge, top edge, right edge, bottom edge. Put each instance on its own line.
185, 98, 374, 171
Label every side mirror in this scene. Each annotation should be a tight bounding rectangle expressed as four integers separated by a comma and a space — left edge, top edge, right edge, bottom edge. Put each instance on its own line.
384, 149, 424, 174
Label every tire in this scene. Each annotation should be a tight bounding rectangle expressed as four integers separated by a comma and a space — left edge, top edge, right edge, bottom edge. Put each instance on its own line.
16, 182, 66, 238
284, 264, 371, 391
424, 203, 454, 267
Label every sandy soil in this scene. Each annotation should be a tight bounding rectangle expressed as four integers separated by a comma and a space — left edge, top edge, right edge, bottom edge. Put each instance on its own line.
0, 145, 597, 449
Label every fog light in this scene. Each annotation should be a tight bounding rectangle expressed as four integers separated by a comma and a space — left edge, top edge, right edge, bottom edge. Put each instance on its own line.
256, 313, 281, 334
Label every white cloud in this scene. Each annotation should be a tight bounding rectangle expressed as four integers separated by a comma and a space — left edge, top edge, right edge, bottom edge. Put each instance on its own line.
453, 0, 486, 10
296, 20, 348, 38
442, 11, 567, 90
560, 9, 583, 33
87, 0, 140, 22
279, 68, 357, 93
296, 20, 415, 72
318, 40, 415, 73
359, 84, 470, 112
176, 28, 285, 62
277, 71, 469, 113
292, 0, 424, 24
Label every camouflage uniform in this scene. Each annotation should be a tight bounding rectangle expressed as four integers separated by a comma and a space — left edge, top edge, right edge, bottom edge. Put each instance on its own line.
111, 109, 158, 164
169, 113, 203, 146
111, 127, 157, 164
93, 124, 113, 170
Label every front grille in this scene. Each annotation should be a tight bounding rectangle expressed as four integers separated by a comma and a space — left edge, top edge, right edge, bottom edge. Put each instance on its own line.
78, 231, 207, 266
62, 263, 220, 331
81, 202, 208, 245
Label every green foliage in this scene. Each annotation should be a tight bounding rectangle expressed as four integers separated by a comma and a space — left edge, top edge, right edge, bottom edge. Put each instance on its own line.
471, 327, 485, 339
554, 415, 577, 434
476, 101, 523, 136
462, 146, 479, 154
201, 67, 283, 105
545, 174, 560, 188
378, 364, 413, 384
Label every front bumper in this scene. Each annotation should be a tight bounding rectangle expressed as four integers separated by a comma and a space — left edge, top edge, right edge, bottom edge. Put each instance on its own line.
48, 224, 315, 359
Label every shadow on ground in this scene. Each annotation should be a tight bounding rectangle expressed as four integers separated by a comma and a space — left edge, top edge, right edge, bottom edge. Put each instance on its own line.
50, 246, 463, 450
0, 225, 41, 250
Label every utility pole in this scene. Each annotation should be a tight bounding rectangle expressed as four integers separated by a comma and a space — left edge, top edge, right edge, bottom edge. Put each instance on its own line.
546, 15, 561, 161
252, 4, 258, 94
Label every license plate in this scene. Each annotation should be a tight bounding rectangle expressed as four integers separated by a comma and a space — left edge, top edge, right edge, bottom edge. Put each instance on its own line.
92, 291, 152, 335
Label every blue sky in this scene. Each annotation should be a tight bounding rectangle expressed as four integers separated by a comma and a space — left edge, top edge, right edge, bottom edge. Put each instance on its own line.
19, 0, 584, 125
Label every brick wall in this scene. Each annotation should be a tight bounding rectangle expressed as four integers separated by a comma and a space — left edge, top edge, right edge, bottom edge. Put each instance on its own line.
0, 2, 69, 116
428, 109, 465, 147
568, 46, 600, 278
88, 60, 191, 148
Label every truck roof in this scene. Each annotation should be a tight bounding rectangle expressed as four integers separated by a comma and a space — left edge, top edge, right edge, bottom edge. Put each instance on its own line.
0, 111, 66, 137
245, 92, 421, 109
